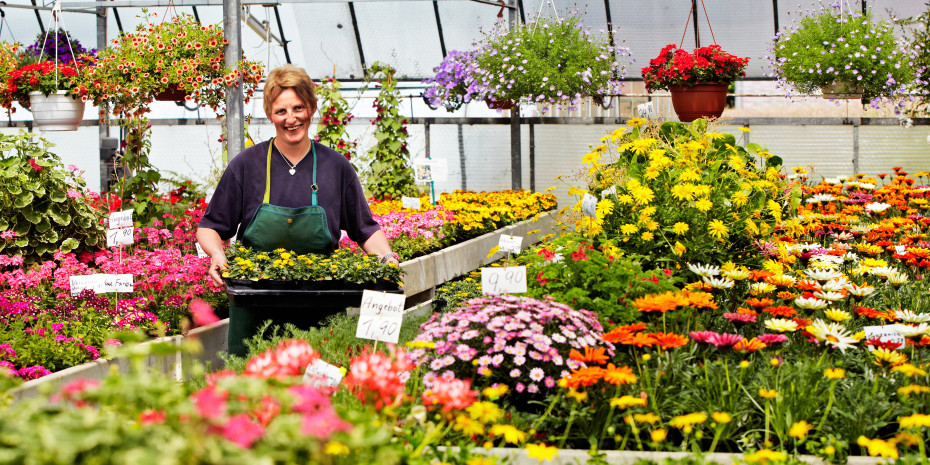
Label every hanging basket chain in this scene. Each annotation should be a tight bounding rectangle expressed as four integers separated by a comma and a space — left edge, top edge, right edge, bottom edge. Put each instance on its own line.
36, 0, 82, 91
679, 0, 718, 49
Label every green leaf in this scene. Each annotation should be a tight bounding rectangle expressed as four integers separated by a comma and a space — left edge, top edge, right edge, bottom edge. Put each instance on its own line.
766, 156, 783, 169
60, 237, 79, 253
21, 205, 40, 224
49, 189, 67, 202
7, 184, 22, 195
35, 217, 52, 233
14, 191, 34, 209
745, 143, 765, 154
48, 204, 71, 225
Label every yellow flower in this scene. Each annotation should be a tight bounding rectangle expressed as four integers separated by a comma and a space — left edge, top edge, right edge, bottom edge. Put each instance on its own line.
453, 414, 485, 436
758, 388, 778, 399
824, 309, 851, 322
482, 384, 509, 399
617, 194, 633, 205
669, 412, 707, 430
764, 318, 799, 333
711, 412, 732, 424
525, 443, 559, 462
595, 199, 614, 219
466, 457, 497, 465
873, 348, 908, 367
673, 241, 687, 256
897, 384, 930, 396
581, 150, 602, 165
899, 414, 930, 429
650, 429, 668, 442
857, 436, 899, 459
671, 184, 698, 201
745, 449, 788, 464
788, 420, 813, 439
678, 169, 701, 183
891, 364, 927, 377
641, 231, 654, 242
323, 441, 350, 455
609, 395, 647, 409
694, 198, 713, 212
566, 388, 588, 403
627, 118, 647, 128
823, 368, 846, 379
467, 401, 503, 424
489, 424, 527, 444
633, 413, 661, 424
740, 360, 750, 368
708, 220, 728, 240
672, 222, 690, 234
486, 246, 500, 259
620, 224, 639, 235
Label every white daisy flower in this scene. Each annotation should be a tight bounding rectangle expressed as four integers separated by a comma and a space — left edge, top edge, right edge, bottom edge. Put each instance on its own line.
844, 283, 875, 297
895, 310, 930, 324
687, 263, 720, 278
702, 276, 735, 289
820, 278, 849, 293
806, 194, 836, 203
795, 296, 829, 310
894, 323, 930, 338
813, 291, 846, 302
805, 268, 844, 281
888, 272, 909, 285
864, 202, 892, 213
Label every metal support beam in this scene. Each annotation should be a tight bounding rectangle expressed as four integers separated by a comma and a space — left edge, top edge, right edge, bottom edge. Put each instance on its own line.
691, 0, 700, 48
348, 2, 366, 76
772, 0, 779, 34
223, 0, 244, 163
31, 0, 44, 32
510, 107, 521, 190
457, 124, 466, 190
528, 123, 535, 192
432, 0, 446, 58
96, 4, 108, 137
272, 6, 291, 63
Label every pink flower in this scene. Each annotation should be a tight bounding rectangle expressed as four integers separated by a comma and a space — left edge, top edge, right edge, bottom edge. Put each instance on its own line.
189, 298, 219, 326
217, 413, 265, 448
27, 158, 43, 172
0, 231, 17, 240
244, 340, 319, 380
689, 331, 717, 344
708, 333, 744, 349
17, 365, 52, 380
421, 376, 478, 412
756, 333, 789, 345
54, 378, 100, 405
300, 408, 352, 439
723, 312, 757, 324
66, 189, 81, 199
139, 409, 167, 425
190, 386, 227, 420
104, 339, 122, 347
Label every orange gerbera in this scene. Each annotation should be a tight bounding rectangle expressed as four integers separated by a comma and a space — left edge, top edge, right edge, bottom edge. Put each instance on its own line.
650, 332, 690, 350
733, 338, 767, 353
569, 346, 610, 365
632, 292, 684, 313
745, 297, 774, 308
602, 322, 649, 343
683, 291, 718, 309
762, 306, 798, 318
603, 364, 638, 385
617, 332, 657, 348
749, 270, 775, 280
560, 366, 605, 389
737, 307, 760, 316
776, 291, 798, 300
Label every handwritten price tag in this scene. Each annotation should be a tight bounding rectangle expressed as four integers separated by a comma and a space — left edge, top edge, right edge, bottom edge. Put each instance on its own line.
863, 325, 907, 351
601, 186, 617, 198
356, 290, 406, 344
106, 227, 134, 248
498, 235, 523, 254
303, 359, 344, 388
581, 193, 598, 218
481, 266, 527, 295
113, 274, 134, 293
636, 102, 657, 119
401, 197, 422, 210
195, 243, 209, 259
69, 275, 105, 296
108, 209, 133, 229
895, 245, 907, 255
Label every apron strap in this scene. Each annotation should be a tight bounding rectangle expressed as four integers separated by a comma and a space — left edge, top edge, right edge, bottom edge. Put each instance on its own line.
264, 138, 320, 206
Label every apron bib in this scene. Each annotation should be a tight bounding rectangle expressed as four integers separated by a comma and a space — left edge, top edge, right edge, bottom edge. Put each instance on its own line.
228, 139, 335, 356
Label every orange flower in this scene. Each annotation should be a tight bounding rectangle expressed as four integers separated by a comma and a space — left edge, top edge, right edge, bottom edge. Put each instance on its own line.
560, 366, 605, 389
683, 291, 718, 309
776, 291, 797, 300
603, 364, 638, 385
745, 297, 774, 308
749, 270, 775, 280
762, 306, 798, 318
569, 346, 610, 365
650, 332, 690, 350
733, 338, 767, 353
632, 292, 684, 313
617, 332, 657, 348
737, 307, 760, 316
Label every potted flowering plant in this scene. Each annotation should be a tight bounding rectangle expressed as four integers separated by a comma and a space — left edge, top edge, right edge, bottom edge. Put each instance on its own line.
424, 15, 630, 111
767, 6, 916, 104
78, 12, 263, 115
0, 41, 21, 111
641, 44, 749, 122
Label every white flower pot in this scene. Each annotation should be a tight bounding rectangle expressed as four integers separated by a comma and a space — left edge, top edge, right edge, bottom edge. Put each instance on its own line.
28, 90, 85, 131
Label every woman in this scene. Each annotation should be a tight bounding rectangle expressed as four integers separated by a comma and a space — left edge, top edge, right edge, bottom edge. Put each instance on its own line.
197, 64, 399, 356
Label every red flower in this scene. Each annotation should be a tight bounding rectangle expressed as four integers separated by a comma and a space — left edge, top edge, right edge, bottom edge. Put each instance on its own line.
422, 376, 479, 412
28, 158, 42, 172
139, 409, 167, 425
189, 298, 219, 326
190, 386, 228, 420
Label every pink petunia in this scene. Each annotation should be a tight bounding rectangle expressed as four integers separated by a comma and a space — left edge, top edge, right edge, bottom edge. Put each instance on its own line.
689, 331, 717, 344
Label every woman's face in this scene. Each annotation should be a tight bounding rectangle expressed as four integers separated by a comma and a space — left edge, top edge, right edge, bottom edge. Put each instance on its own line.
268, 88, 314, 146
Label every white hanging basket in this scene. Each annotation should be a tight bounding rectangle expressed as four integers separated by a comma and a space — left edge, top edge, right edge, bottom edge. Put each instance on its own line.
28, 91, 85, 131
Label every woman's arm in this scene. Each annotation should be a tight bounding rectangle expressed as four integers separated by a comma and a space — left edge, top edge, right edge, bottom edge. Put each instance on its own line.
196, 227, 228, 286
360, 230, 399, 265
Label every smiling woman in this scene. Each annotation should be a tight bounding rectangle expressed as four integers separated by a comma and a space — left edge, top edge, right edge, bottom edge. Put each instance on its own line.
195, 64, 398, 356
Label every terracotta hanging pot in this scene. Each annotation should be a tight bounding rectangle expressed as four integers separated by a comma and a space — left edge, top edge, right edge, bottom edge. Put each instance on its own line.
821, 82, 863, 100
668, 83, 728, 122
485, 97, 515, 110
154, 84, 189, 102
28, 91, 85, 131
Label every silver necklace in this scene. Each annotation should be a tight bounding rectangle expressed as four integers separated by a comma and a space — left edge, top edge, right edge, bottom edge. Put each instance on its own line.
277, 142, 310, 175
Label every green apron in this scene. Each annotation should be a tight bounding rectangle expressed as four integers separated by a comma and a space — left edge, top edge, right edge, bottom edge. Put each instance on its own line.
227, 139, 335, 356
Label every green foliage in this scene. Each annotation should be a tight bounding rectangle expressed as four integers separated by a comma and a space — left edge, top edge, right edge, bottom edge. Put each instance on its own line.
0, 131, 105, 262
314, 77, 360, 168
109, 116, 165, 225
363, 62, 417, 201
520, 236, 681, 325
434, 272, 482, 312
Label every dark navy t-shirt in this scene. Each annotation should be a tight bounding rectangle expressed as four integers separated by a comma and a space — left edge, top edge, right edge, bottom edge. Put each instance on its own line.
199, 139, 380, 246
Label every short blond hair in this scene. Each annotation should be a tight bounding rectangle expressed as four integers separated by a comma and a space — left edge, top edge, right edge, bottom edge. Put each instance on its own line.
263, 65, 317, 117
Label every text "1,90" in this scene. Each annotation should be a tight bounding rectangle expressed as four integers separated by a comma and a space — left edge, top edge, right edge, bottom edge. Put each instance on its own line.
358, 317, 400, 342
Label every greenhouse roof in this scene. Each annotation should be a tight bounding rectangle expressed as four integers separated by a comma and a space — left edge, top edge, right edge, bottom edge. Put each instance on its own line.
0, 0, 925, 82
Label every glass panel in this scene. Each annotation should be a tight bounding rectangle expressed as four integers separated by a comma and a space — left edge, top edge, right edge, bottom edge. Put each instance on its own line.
354, 2, 443, 78
288, 4, 363, 79
859, 126, 930, 176
696, 0, 775, 78
436, 2, 499, 53
609, 1, 694, 79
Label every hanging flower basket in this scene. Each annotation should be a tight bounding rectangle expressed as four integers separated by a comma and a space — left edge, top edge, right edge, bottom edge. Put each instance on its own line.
153, 84, 189, 102
668, 83, 728, 122
28, 91, 84, 131
485, 97, 515, 110
821, 81, 864, 100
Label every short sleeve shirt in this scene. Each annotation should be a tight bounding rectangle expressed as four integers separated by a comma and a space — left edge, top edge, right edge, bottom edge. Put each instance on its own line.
199, 140, 380, 246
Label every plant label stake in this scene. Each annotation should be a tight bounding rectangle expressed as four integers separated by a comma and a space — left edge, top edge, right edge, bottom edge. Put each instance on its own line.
69, 274, 105, 296
863, 325, 907, 351
581, 193, 598, 217
481, 266, 527, 295
401, 196, 421, 210
498, 235, 522, 254
303, 359, 344, 388
106, 227, 134, 248
195, 243, 209, 259
355, 290, 405, 344
108, 209, 133, 229
636, 102, 657, 119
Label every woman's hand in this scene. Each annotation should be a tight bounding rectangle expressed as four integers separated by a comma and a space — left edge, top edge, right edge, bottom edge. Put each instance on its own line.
197, 227, 228, 287
208, 253, 228, 287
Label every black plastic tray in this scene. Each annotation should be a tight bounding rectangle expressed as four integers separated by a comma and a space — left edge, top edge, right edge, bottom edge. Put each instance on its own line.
224, 278, 403, 309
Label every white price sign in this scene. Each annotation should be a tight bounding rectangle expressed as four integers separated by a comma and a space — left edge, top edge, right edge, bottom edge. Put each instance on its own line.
195, 243, 209, 259
102, 274, 134, 293
303, 359, 344, 388
108, 209, 133, 229
481, 266, 527, 295
355, 290, 406, 344
636, 102, 657, 119
401, 197, 422, 210
498, 235, 523, 254
106, 227, 134, 248
414, 159, 448, 183
895, 245, 907, 255
69, 275, 105, 296
863, 325, 907, 351
601, 186, 617, 199
581, 193, 598, 218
